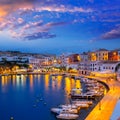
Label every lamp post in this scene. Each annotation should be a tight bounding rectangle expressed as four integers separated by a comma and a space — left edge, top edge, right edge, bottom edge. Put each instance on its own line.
99, 100, 101, 110
99, 86, 101, 110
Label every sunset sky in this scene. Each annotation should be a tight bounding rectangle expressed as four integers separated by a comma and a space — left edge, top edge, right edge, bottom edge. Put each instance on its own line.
0, 0, 120, 54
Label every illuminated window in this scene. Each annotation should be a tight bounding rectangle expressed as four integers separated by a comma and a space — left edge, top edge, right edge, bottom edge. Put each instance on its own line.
113, 52, 116, 55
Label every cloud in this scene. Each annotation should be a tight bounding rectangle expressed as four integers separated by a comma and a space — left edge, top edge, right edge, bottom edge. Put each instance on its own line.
0, 1, 93, 20
34, 15, 42, 19
101, 27, 120, 40
0, 1, 34, 19
0, 17, 26, 31
46, 21, 68, 27
35, 5, 92, 13
22, 20, 43, 30
0, 22, 8, 30
2, 0, 120, 42
7, 20, 68, 40
18, 8, 34, 15
24, 32, 56, 40
73, 19, 85, 23
17, 18, 24, 24
0, 19, 13, 30
21, 21, 69, 34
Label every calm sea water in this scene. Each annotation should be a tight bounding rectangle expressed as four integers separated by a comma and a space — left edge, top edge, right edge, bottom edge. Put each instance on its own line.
0, 74, 82, 120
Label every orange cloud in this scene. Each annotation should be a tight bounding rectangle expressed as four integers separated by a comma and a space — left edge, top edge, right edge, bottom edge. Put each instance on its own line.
0, 8, 8, 17
0, 2, 33, 21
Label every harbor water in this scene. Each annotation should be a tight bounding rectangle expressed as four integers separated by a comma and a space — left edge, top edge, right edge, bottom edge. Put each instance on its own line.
0, 74, 105, 120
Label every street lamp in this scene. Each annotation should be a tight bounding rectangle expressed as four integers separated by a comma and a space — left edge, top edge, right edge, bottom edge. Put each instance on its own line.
99, 100, 101, 110
99, 85, 101, 110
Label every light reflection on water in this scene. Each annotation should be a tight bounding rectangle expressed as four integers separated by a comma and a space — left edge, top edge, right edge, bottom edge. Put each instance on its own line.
44, 74, 49, 91
0, 74, 82, 120
1, 74, 81, 92
29, 74, 33, 90
75, 80, 82, 94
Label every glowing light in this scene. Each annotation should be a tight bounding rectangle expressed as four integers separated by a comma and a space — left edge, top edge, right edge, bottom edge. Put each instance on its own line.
57, 75, 62, 89
29, 74, 33, 89
45, 74, 49, 90
75, 80, 81, 94
113, 52, 116, 55
1, 76, 5, 86
65, 77, 71, 94
77, 55, 81, 61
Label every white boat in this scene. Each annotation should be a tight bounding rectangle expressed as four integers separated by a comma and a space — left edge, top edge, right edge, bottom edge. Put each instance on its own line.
51, 107, 78, 114
51, 108, 62, 114
86, 91, 103, 97
74, 103, 89, 108
72, 100, 93, 105
56, 113, 79, 120
71, 88, 82, 91
59, 104, 78, 109
71, 92, 95, 99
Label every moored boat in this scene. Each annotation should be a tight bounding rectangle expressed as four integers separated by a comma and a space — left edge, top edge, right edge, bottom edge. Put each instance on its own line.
72, 100, 93, 105
71, 88, 82, 92
74, 103, 89, 108
59, 104, 79, 110
56, 113, 79, 120
71, 93, 95, 99
51, 107, 78, 114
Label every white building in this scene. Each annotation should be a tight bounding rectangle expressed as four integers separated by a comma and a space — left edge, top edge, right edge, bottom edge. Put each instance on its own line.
80, 52, 89, 62
28, 57, 42, 69
0, 56, 28, 63
78, 61, 90, 75
89, 61, 120, 80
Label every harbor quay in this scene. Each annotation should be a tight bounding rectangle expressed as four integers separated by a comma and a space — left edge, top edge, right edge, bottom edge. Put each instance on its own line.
85, 76, 120, 120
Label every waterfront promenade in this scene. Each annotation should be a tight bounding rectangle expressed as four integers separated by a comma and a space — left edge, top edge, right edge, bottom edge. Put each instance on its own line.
85, 76, 120, 120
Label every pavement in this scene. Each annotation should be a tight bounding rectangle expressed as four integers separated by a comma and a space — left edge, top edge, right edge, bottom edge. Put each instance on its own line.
85, 77, 120, 120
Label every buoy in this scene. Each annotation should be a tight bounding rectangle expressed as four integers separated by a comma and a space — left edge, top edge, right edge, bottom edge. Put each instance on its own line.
33, 104, 37, 107
44, 103, 47, 105
10, 117, 14, 120
40, 98, 43, 101
36, 99, 39, 102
